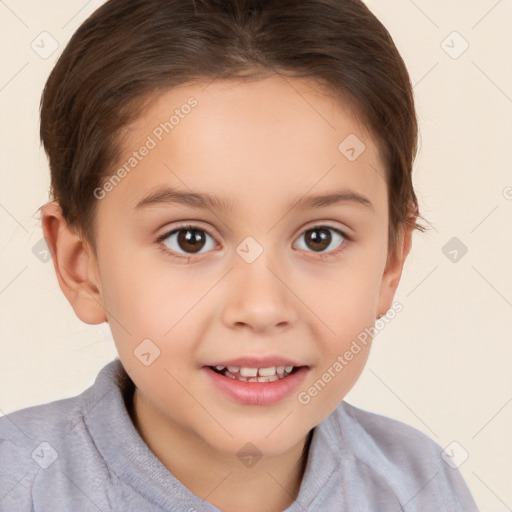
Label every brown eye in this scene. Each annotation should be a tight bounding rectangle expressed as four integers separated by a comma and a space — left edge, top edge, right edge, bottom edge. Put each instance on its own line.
161, 226, 215, 255
295, 226, 345, 253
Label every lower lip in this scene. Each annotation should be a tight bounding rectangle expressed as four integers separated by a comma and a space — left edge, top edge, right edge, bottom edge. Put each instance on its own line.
202, 366, 309, 405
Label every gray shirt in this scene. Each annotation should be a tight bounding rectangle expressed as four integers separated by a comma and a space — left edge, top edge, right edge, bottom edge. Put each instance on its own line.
0, 359, 479, 511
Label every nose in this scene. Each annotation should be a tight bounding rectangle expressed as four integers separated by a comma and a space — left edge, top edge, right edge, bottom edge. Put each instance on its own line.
221, 252, 298, 334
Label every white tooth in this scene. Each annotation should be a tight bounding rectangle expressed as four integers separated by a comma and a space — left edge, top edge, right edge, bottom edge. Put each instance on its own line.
215, 365, 225, 371
258, 366, 276, 377
225, 371, 236, 379
227, 366, 240, 373
240, 367, 258, 377
248, 377, 258, 383
238, 376, 248, 382
284, 366, 294, 373
257, 376, 270, 383
268, 375, 279, 382
276, 366, 285, 375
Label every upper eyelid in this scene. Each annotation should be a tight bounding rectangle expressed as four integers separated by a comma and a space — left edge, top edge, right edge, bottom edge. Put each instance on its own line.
158, 222, 348, 239
157, 223, 348, 250
157, 223, 215, 240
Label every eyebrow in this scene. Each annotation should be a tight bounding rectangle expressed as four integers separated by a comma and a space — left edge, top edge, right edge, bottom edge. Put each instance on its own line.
134, 186, 373, 213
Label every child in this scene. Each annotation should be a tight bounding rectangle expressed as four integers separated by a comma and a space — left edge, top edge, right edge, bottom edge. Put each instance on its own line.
0, 0, 479, 510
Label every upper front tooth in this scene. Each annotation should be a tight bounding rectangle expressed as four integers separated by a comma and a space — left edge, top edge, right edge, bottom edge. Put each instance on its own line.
258, 366, 276, 377
239, 367, 258, 377
227, 366, 240, 373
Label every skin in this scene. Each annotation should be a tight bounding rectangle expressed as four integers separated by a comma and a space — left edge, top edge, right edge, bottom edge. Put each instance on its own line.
42, 75, 412, 512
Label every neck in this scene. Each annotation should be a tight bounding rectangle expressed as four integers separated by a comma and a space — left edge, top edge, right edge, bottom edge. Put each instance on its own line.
129, 387, 313, 512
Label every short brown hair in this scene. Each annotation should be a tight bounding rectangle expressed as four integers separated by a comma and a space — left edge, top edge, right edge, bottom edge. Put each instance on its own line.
40, 0, 423, 256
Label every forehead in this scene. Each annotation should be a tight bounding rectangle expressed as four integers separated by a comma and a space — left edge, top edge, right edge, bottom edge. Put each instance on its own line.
103, 76, 387, 221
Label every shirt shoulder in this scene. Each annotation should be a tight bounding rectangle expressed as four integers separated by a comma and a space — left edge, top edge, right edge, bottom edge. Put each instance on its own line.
338, 400, 443, 462
0, 391, 88, 442
0, 371, 115, 512
323, 400, 479, 511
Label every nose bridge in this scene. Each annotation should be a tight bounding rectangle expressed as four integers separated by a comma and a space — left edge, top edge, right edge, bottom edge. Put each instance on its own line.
221, 241, 297, 333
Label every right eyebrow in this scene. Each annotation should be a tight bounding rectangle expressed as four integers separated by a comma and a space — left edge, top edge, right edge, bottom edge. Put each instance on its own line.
134, 186, 236, 213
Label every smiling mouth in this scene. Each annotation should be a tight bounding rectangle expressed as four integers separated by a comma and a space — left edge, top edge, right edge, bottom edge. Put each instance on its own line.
208, 365, 301, 382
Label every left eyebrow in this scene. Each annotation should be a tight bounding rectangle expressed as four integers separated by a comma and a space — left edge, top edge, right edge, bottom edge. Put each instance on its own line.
287, 190, 374, 212
134, 186, 373, 213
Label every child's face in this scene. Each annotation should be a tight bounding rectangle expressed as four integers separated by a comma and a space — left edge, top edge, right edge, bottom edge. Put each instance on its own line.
87, 76, 406, 457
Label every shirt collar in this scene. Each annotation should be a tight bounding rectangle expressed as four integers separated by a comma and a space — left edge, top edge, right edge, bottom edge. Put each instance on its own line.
85, 358, 343, 511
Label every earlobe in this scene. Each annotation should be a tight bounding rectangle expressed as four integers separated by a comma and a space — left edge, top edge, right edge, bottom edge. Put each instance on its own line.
41, 202, 107, 325
376, 227, 413, 317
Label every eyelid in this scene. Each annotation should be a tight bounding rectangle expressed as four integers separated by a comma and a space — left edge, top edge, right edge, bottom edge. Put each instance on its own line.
156, 222, 350, 243
156, 223, 219, 262
296, 221, 352, 247
294, 224, 349, 257
156, 221, 352, 261
156, 222, 217, 241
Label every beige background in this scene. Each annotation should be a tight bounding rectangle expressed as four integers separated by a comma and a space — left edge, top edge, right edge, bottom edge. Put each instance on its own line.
1, 1, 511, 510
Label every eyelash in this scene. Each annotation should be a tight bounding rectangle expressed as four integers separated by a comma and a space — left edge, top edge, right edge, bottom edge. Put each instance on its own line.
156, 223, 350, 262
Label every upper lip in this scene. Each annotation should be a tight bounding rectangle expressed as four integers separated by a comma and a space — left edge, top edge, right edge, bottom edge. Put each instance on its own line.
205, 356, 307, 368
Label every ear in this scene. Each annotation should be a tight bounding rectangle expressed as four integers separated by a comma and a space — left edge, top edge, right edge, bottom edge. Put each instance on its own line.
376, 227, 413, 317
41, 202, 107, 325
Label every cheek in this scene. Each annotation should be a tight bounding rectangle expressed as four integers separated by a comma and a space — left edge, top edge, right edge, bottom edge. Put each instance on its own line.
98, 249, 209, 374
301, 254, 384, 334
296, 254, 384, 412
97, 239, 182, 326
